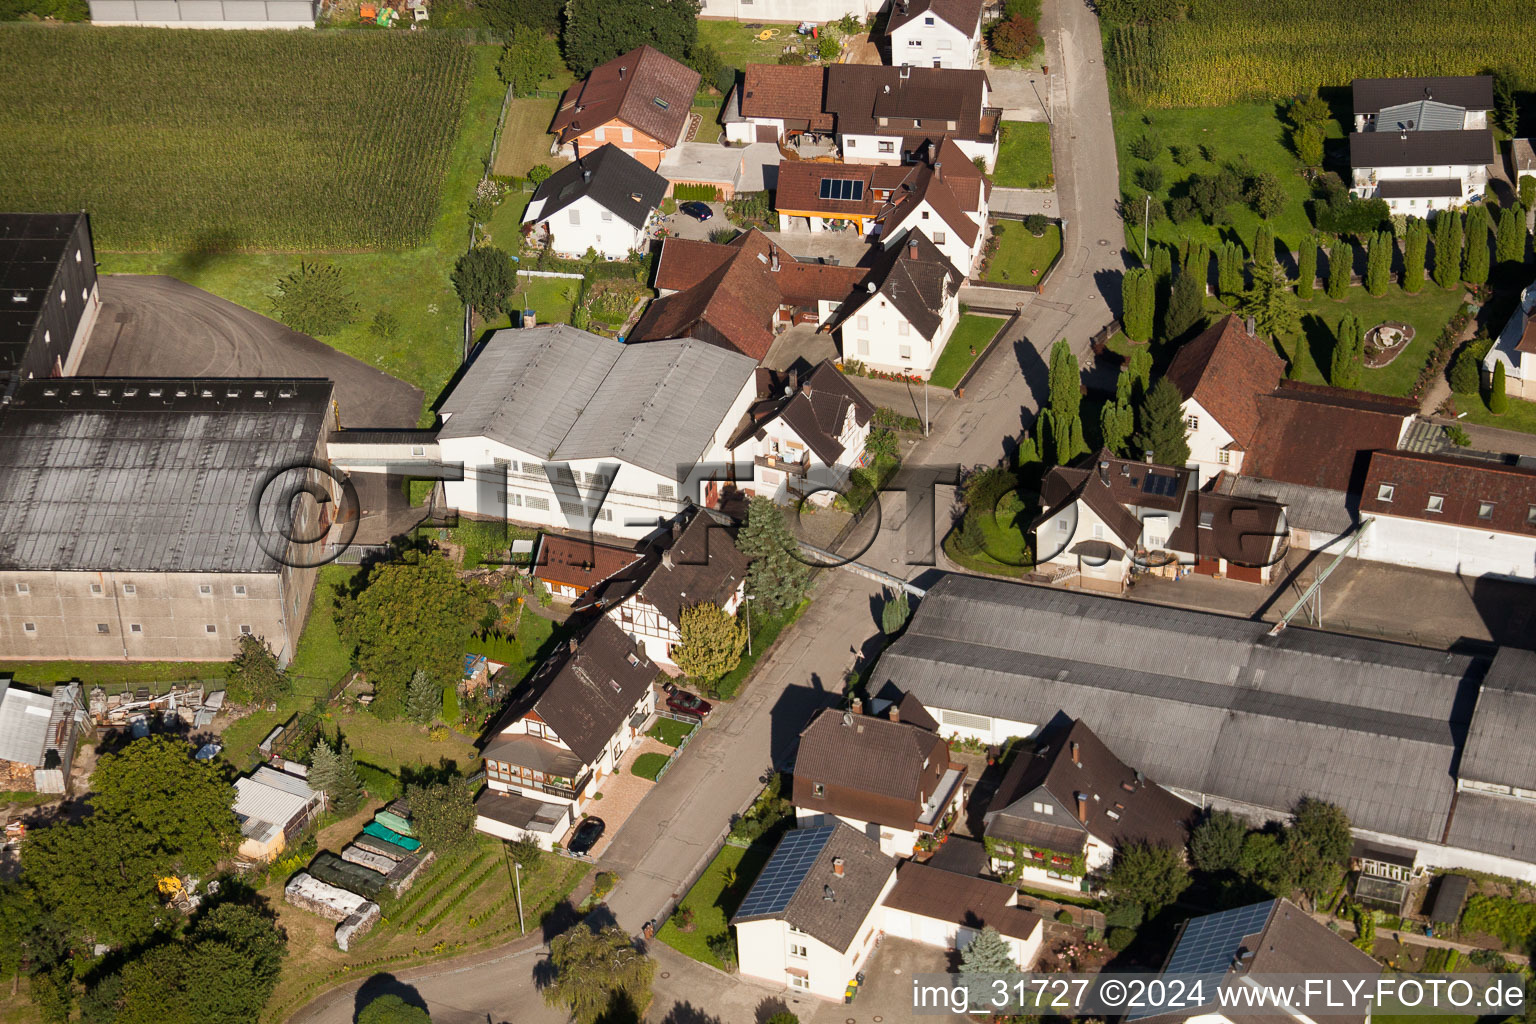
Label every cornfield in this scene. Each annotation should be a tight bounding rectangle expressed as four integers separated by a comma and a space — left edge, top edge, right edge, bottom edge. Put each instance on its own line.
1108, 0, 1536, 108
0, 25, 472, 251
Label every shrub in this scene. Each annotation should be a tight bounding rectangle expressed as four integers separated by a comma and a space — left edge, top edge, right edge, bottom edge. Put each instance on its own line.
1023, 213, 1049, 236
1128, 133, 1161, 161
1491, 361, 1509, 415
271, 262, 358, 336
1170, 144, 1194, 166
1449, 344, 1484, 394
1055, 909, 1074, 924
593, 871, 618, 899
989, 14, 1039, 60
355, 762, 400, 801
1167, 195, 1196, 223
708, 227, 740, 245
777, 51, 807, 65
527, 164, 553, 184
816, 34, 841, 62
673, 183, 722, 203
1135, 163, 1166, 193
1103, 902, 1145, 929
715, 65, 739, 96
1107, 927, 1136, 952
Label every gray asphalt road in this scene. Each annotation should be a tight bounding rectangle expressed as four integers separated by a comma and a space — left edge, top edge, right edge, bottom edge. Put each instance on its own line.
78, 275, 423, 428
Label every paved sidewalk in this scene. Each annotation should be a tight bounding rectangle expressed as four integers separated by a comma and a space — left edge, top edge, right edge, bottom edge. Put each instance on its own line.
991, 186, 1060, 217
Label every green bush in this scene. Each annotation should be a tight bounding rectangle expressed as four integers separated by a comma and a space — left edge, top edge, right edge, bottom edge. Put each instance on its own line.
1107, 927, 1137, 952
673, 183, 722, 202
1462, 893, 1536, 949
593, 871, 618, 899
1103, 902, 1145, 929
465, 630, 524, 666
1055, 909, 1074, 924
873, 406, 922, 432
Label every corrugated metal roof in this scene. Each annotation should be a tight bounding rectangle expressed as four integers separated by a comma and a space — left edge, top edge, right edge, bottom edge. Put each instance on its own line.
0, 378, 332, 572
1373, 99, 1467, 133
1459, 649, 1536, 786
437, 327, 756, 479
234, 767, 316, 833
876, 575, 1486, 845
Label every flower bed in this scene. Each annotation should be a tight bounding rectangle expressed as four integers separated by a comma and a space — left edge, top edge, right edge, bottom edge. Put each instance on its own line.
1363, 321, 1416, 368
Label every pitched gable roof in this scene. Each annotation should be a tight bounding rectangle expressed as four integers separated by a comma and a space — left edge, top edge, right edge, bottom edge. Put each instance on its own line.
824, 64, 992, 144
1360, 449, 1536, 538
878, 158, 984, 248
526, 144, 668, 229
1033, 453, 1190, 548
1241, 382, 1416, 492
886, 0, 985, 34
767, 360, 875, 466
1352, 75, 1493, 115
793, 706, 956, 832
851, 231, 959, 341
486, 617, 655, 765
532, 534, 644, 592
883, 861, 1042, 943
1349, 129, 1494, 168
738, 64, 833, 131
1163, 314, 1286, 449
732, 823, 894, 951
985, 717, 1198, 854
552, 45, 700, 147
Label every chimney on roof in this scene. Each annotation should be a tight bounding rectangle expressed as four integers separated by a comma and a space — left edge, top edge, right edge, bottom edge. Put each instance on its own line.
1143, 450, 1154, 465
1244, 316, 1256, 337
662, 549, 674, 571
789, 367, 799, 391
850, 695, 862, 715
1075, 792, 1088, 824
1097, 461, 1110, 487
833, 857, 845, 877
908, 238, 918, 260
1071, 740, 1081, 766
770, 251, 780, 272
568, 637, 578, 654
888, 701, 900, 723
934, 161, 942, 179
619, 65, 627, 80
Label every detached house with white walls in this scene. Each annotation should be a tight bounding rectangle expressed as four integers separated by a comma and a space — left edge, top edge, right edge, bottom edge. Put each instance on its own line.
732, 823, 896, 1001
1349, 76, 1495, 213
523, 145, 668, 260
887, 0, 985, 70
982, 717, 1197, 891
837, 231, 962, 380
730, 360, 875, 506
792, 704, 967, 858
435, 325, 757, 541
550, 45, 700, 170
572, 507, 749, 670
1163, 314, 1287, 480
1485, 283, 1536, 400
474, 618, 657, 850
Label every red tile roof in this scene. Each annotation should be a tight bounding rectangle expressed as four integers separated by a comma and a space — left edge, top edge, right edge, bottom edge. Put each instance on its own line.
1360, 450, 1536, 536
532, 534, 643, 591
1163, 315, 1287, 449
1241, 382, 1416, 492
877, 157, 984, 247
738, 64, 833, 131
774, 162, 882, 218
552, 45, 700, 147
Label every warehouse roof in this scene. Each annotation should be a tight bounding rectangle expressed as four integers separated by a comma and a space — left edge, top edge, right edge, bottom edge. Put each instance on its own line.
876, 574, 1487, 845
1458, 648, 1536, 787
438, 326, 756, 480
1360, 450, 1536, 538
0, 377, 333, 573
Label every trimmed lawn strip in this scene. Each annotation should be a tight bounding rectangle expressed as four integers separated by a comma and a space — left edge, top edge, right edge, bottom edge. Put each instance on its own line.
647, 718, 696, 748
656, 841, 774, 969
695, 20, 806, 69
691, 103, 724, 144
0, 659, 226, 691
931, 314, 1006, 389
981, 221, 1062, 287
994, 121, 1053, 189
713, 600, 809, 700
630, 752, 669, 780
1457, 394, 1536, 436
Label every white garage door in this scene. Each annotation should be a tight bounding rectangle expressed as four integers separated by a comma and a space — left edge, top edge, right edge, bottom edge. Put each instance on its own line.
884, 908, 913, 940
920, 917, 952, 947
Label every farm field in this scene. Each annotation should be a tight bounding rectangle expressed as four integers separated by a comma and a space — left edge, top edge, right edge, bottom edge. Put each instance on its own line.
0, 26, 471, 252
1104, 0, 1536, 109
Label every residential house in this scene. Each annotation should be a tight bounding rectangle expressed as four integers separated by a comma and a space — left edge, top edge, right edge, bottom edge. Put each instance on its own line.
732, 823, 897, 1000
730, 360, 875, 506
837, 231, 962, 380
550, 45, 701, 170
791, 704, 966, 857
1, 213, 99, 386
982, 717, 1198, 890
1031, 451, 1287, 590
1128, 899, 1379, 1024
774, 161, 911, 236
0, 678, 90, 795
1163, 314, 1287, 479
631, 231, 870, 363
571, 507, 749, 670
887, 0, 985, 70
1484, 282, 1536, 399
1357, 450, 1536, 581
699, 0, 882, 21
531, 533, 643, 603
523, 145, 668, 259
435, 325, 758, 540
233, 765, 324, 861
874, 573, 1536, 880
881, 861, 1044, 967
724, 64, 835, 147
1349, 76, 1495, 212
0, 378, 335, 664
86, 0, 317, 28
475, 618, 658, 849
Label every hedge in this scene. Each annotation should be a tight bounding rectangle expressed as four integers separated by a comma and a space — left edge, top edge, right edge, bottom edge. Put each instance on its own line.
673, 183, 722, 202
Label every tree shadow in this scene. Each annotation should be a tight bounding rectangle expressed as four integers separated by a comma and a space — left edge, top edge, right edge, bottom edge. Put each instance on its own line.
659, 1001, 723, 1024
1300, 313, 1336, 380
352, 973, 430, 1023
541, 897, 582, 943
755, 997, 793, 1024
165, 226, 245, 282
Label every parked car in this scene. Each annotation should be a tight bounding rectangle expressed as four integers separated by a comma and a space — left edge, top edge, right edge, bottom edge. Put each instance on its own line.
666, 689, 713, 719
568, 817, 605, 856
678, 201, 713, 222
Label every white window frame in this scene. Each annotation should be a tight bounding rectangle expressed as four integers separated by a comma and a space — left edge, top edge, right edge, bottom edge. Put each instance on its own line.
1426, 494, 1444, 513
122, 583, 136, 596
23, 622, 36, 634
130, 623, 143, 634
199, 584, 213, 597
205, 624, 218, 634
233, 584, 247, 597
14, 583, 28, 596
1377, 483, 1395, 502
90, 582, 103, 596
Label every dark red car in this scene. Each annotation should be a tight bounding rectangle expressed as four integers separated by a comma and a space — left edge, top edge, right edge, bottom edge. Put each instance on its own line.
666, 689, 713, 719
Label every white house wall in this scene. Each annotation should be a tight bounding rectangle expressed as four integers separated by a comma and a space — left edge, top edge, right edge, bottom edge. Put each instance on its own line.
700, 0, 879, 21
1034, 500, 1131, 585
890, 14, 979, 70
1178, 397, 1239, 478
525, 194, 650, 261
1356, 514, 1536, 581
840, 288, 958, 379
734, 875, 894, 1000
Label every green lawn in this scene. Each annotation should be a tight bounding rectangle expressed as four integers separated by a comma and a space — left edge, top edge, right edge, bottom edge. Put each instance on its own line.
696, 20, 810, 69
691, 103, 723, 144
322, 705, 478, 774
943, 489, 1033, 577
1458, 393, 1536, 436
656, 841, 774, 968
981, 221, 1062, 287
713, 601, 808, 700
647, 718, 696, 747
993, 121, 1053, 189
1113, 100, 1344, 255
484, 189, 530, 251
0, 659, 226, 691
630, 752, 669, 780
1259, 285, 1466, 397
100, 43, 508, 425
931, 314, 1006, 389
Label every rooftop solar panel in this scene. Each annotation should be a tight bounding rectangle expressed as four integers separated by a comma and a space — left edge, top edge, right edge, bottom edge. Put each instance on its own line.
817, 179, 865, 201
734, 825, 834, 920
1126, 899, 1276, 1019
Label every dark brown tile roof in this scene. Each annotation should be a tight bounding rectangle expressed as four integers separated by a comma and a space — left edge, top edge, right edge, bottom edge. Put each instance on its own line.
1360, 450, 1536, 537
552, 44, 700, 147
739, 64, 834, 131
1353, 75, 1494, 115
1164, 490, 1288, 568
1518, 313, 1536, 355
883, 861, 1043, 943
474, 788, 569, 830
877, 157, 984, 248
825, 64, 991, 143
532, 533, 643, 591
886, 0, 985, 34
1034, 453, 1191, 548
1164, 314, 1287, 449
653, 237, 737, 292
857, 231, 960, 341
774, 162, 882, 218
743, 359, 875, 466
1241, 382, 1415, 492
985, 717, 1198, 855
733, 822, 895, 952
634, 508, 750, 625
485, 617, 656, 765
1349, 128, 1494, 169
1377, 178, 1465, 199
793, 707, 959, 832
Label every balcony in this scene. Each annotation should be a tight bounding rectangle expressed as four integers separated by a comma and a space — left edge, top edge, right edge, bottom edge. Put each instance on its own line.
756, 453, 809, 476
979, 107, 1003, 141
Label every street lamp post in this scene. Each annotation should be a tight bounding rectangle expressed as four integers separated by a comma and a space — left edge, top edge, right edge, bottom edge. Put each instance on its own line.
514, 861, 525, 935
744, 594, 756, 656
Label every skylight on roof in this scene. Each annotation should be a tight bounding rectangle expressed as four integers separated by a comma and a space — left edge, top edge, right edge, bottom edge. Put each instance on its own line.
654, 96, 670, 109
819, 179, 866, 202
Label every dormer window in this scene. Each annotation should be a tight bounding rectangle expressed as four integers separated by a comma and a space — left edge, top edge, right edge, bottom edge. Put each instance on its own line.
1477, 501, 1495, 520
1426, 494, 1444, 513
1377, 483, 1394, 503
813, 782, 825, 798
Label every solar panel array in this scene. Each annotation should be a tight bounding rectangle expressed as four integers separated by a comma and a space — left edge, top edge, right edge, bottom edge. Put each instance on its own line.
1142, 473, 1179, 497
818, 178, 866, 201
1126, 900, 1275, 1020
734, 825, 834, 919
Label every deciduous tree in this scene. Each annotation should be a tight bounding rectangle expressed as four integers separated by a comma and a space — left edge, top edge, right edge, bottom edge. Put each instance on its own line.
1190, 810, 1246, 873
1133, 378, 1190, 468
543, 924, 655, 1024
988, 14, 1039, 60
562, 0, 699, 78
736, 497, 811, 616
674, 603, 747, 682
1105, 842, 1190, 916
226, 633, 290, 707
451, 246, 515, 320
358, 995, 433, 1024
406, 776, 476, 852
497, 25, 560, 97
92, 736, 240, 878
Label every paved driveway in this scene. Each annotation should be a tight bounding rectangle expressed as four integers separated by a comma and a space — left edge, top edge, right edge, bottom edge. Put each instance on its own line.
78, 275, 423, 428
